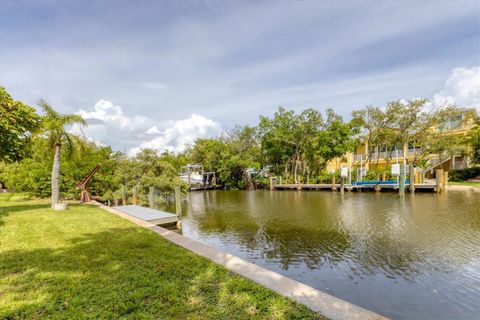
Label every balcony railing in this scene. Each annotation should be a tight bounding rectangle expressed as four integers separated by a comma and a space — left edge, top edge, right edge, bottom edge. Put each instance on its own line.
353, 149, 423, 162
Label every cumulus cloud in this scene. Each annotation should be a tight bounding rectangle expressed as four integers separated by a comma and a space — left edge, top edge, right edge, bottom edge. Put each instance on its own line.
77, 99, 151, 131
71, 99, 221, 154
129, 114, 221, 155
432, 66, 480, 110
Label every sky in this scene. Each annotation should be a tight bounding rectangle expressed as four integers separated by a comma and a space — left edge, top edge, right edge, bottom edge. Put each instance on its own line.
1, 0, 479, 154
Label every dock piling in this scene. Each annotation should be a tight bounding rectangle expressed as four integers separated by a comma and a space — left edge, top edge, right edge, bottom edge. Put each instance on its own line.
409, 164, 415, 193
148, 186, 155, 208
175, 186, 182, 215
435, 169, 444, 193
121, 185, 126, 206
399, 164, 405, 197
132, 186, 138, 205
443, 171, 449, 189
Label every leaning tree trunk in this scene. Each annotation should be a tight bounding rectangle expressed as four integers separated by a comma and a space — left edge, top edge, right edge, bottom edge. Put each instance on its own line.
51, 142, 61, 209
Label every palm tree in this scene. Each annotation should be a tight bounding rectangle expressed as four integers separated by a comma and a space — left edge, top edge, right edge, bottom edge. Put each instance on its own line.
39, 100, 87, 209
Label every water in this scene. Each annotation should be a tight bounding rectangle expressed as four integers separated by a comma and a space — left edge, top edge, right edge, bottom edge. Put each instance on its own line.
167, 190, 480, 319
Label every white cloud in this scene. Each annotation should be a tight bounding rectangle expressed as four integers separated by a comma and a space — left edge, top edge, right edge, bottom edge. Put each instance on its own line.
433, 66, 480, 110
146, 126, 164, 135
71, 99, 221, 154
77, 99, 150, 131
129, 114, 221, 155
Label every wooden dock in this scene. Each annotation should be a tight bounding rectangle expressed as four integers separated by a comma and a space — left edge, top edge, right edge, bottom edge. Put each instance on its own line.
113, 205, 178, 226
272, 183, 437, 192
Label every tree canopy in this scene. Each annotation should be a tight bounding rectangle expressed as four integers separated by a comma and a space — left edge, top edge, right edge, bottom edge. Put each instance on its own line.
0, 87, 41, 163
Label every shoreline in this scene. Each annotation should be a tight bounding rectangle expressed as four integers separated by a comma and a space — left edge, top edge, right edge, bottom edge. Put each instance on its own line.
94, 201, 388, 320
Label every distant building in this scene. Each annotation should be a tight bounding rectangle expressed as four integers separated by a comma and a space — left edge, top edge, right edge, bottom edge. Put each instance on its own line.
326, 108, 478, 177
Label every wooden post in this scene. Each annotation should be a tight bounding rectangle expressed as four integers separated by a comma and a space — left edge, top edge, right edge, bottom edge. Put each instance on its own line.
269, 176, 273, 190
375, 183, 380, 192
409, 164, 415, 193
399, 164, 405, 197
331, 175, 337, 191
149, 186, 155, 208
121, 185, 126, 206
436, 169, 444, 193
340, 177, 345, 195
175, 186, 182, 216
443, 171, 449, 189
132, 186, 137, 205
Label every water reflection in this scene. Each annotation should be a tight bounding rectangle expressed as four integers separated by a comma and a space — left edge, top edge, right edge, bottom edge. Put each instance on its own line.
169, 190, 480, 319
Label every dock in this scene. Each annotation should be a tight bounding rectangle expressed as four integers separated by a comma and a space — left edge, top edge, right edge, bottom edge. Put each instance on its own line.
113, 205, 178, 226
272, 183, 437, 192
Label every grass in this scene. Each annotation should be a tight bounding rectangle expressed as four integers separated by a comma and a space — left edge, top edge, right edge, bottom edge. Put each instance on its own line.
449, 181, 480, 187
0, 194, 323, 320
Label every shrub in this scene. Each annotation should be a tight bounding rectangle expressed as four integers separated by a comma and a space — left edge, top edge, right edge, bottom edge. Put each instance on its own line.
449, 167, 480, 181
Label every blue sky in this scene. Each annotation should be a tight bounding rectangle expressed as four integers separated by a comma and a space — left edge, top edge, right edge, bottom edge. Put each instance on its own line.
1, 0, 479, 153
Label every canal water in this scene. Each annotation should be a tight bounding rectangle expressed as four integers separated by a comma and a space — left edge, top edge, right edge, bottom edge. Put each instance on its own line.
170, 190, 479, 319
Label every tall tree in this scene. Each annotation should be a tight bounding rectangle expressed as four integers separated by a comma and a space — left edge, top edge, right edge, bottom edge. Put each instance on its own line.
39, 100, 86, 208
0, 87, 40, 163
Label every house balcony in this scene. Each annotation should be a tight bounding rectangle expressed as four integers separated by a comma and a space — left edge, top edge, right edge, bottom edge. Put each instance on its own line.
353, 149, 423, 162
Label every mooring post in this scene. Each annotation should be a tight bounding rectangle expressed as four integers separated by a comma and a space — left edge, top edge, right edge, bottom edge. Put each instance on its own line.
175, 186, 182, 216
132, 186, 138, 205
399, 164, 405, 197
340, 177, 345, 195
149, 186, 154, 208
331, 175, 337, 191
443, 171, 448, 190
121, 185, 126, 206
435, 169, 443, 193
409, 164, 415, 194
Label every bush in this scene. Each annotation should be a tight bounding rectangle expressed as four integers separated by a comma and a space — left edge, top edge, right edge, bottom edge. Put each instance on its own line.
449, 167, 480, 182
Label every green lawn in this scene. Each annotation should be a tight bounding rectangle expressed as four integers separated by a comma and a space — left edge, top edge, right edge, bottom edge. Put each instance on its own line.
449, 181, 480, 187
0, 195, 322, 320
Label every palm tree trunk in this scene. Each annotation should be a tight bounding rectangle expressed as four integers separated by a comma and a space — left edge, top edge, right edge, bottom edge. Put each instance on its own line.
51, 143, 61, 208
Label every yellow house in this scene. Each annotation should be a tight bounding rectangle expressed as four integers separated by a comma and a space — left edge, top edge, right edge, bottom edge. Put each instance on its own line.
326, 108, 478, 177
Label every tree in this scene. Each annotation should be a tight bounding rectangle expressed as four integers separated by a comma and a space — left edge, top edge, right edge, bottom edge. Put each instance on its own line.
258, 107, 354, 182
39, 101, 86, 208
0, 87, 40, 163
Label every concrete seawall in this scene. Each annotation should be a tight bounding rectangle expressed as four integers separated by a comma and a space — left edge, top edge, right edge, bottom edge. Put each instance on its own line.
93, 201, 389, 320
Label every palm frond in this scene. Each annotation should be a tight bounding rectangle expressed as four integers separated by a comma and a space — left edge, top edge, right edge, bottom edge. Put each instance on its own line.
38, 99, 59, 119
63, 132, 75, 158
62, 114, 87, 127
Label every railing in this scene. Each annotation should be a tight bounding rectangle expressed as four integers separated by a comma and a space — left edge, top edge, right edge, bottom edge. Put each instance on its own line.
353, 149, 423, 162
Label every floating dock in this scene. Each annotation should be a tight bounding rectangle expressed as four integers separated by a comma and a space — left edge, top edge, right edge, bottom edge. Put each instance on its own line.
272, 183, 437, 192
113, 205, 178, 226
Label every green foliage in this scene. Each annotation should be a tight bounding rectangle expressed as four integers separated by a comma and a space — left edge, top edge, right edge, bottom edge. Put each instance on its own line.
0, 137, 117, 198
449, 167, 480, 182
258, 107, 355, 180
0, 87, 41, 163
115, 149, 188, 204
467, 121, 480, 164
39, 100, 87, 152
